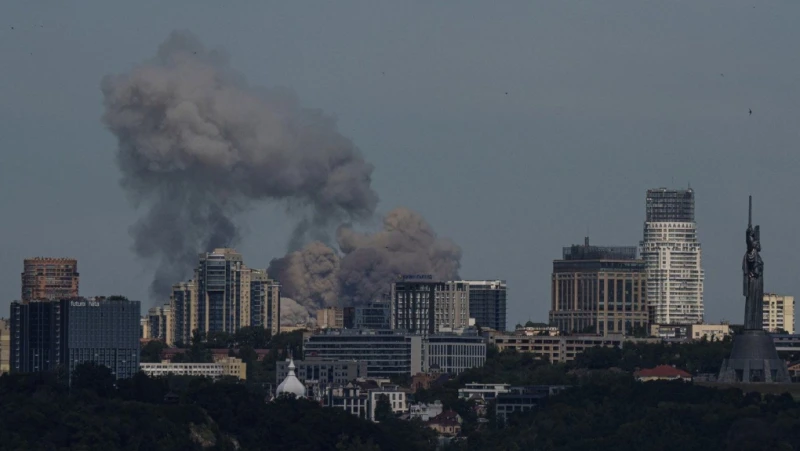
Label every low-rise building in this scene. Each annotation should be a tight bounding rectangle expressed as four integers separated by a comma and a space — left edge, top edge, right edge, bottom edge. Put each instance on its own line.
423, 330, 486, 374
457, 383, 511, 402
369, 385, 409, 421
410, 372, 451, 393
688, 324, 731, 341
320, 382, 408, 422
409, 400, 444, 421
426, 411, 462, 437
633, 365, 692, 382
276, 358, 368, 387
490, 334, 626, 363
139, 357, 247, 380
317, 307, 345, 329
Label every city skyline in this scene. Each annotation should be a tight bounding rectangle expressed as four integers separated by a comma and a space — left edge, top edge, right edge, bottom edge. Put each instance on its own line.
3, 1, 800, 327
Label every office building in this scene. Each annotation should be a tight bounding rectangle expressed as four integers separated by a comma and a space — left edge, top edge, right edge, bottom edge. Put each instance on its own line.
0, 319, 10, 374
317, 307, 344, 329
423, 331, 486, 374
10, 297, 140, 379
466, 280, 507, 332
354, 301, 391, 330
276, 358, 368, 387
170, 280, 197, 345
391, 276, 470, 335
21, 257, 79, 302
490, 334, 627, 364
147, 304, 173, 344
140, 357, 246, 380
763, 293, 795, 334
549, 238, 648, 335
304, 329, 423, 378
640, 188, 705, 325
304, 329, 485, 378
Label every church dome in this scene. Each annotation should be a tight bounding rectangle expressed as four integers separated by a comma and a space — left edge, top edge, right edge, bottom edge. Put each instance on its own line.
276, 359, 306, 398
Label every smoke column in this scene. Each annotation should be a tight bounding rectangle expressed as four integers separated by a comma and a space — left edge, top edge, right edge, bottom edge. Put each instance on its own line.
271, 207, 462, 318
101, 31, 378, 299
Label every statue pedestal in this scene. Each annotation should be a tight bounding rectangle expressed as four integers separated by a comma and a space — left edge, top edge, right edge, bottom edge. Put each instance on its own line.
718, 330, 791, 383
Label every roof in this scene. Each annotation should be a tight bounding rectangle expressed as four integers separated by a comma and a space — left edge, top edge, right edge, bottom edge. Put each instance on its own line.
634, 365, 692, 378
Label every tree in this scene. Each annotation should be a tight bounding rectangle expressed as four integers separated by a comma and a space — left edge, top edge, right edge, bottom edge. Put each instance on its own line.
71, 362, 115, 397
234, 326, 270, 349
140, 340, 167, 363
374, 394, 393, 422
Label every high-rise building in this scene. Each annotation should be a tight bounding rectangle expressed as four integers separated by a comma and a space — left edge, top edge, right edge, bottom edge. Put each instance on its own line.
466, 280, 507, 331
317, 307, 344, 329
763, 293, 795, 334
249, 269, 281, 336
147, 304, 173, 345
170, 280, 197, 345
354, 301, 391, 330
10, 297, 140, 379
0, 319, 11, 374
196, 248, 246, 333
21, 257, 79, 302
391, 276, 470, 335
171, 251, 281, 339
549, 238, 648, 335
640, 188, 705, 325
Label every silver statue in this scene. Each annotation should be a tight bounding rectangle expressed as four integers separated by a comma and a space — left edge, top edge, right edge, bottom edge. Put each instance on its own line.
742, 196, 764, 330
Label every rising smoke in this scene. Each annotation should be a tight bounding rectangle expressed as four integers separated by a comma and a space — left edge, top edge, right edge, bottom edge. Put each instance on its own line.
103, 32, 461, 313
102, 31, 378, 298
270, 207, 462, 317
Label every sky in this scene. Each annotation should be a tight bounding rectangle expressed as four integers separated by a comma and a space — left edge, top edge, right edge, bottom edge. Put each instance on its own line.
2, 1, 800, 328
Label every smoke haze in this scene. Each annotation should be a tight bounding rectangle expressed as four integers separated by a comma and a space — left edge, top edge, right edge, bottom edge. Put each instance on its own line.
270, 207, 462, 315
101, 31, 378, 299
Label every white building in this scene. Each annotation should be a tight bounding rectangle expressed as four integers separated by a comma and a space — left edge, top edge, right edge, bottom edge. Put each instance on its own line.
763, 293, 795, 334
139, 357, 247, 380
423, 331, 486, 374
409, 400, 444, 421
457, 383, 511, 401
276, 358, 307, 398
368, 385, 409, 421
640, 188, 705, 325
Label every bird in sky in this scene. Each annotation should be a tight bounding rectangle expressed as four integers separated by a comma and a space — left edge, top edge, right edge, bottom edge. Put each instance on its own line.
749, 109, 753, 115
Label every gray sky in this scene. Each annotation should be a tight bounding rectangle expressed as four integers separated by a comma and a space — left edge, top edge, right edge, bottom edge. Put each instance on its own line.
2, 1, 800, 327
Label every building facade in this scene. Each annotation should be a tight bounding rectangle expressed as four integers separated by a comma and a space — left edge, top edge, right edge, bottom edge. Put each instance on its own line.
317, 307, 344, 329
147, 304, 173, 345
549, 238, 648, 335
170, 280, 197, 345
276, 358, 368, 386
423, 331, 486, 374
196, 248, 246, 333
466, 280, 507, 332
640, 188, 705, 325
11, 297, 140, 379
304, 329, 423, 378
0, 319, 10, 374
763, 293, 794, 334
354, 301, 391, 330
21, 257, 79, 302
391, 276, 470, 335
172, 251, 281, 340
490, 334, 627, 363
140, 357, 246, 380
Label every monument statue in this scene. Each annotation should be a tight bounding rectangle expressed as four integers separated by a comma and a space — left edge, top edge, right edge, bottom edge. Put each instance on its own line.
718, 196, 791, 384
742, 196, 764, 330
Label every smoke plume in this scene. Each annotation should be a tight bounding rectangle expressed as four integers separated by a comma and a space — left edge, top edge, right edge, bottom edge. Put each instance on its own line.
280, 297, 313, 326
101, 31, 378, 299
269, 207, 462, 312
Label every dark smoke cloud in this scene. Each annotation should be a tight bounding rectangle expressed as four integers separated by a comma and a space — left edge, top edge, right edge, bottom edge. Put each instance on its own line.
101, 31, 378, 299
270, 207, 462, 312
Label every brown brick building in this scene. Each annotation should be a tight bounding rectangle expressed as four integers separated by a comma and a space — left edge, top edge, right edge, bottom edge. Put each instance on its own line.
21, 257, 79, 302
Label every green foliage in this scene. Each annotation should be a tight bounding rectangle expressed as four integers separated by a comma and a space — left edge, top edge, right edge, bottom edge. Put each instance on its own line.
374, 394, 393, 422
140, 340, 167, 363
573, 339, 733, 374
71, 362, 115, 397
455, 378, 800, 451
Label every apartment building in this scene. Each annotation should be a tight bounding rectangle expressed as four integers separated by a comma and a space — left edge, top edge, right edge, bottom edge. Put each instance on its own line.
763, 293, 795, 334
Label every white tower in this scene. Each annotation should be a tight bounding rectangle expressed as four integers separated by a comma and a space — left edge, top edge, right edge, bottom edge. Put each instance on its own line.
640, 188, 705, 325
